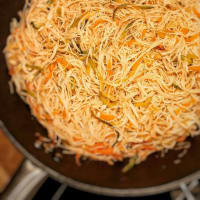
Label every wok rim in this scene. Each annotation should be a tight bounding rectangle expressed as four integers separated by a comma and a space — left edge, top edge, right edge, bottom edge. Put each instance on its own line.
1, 120, 200, 197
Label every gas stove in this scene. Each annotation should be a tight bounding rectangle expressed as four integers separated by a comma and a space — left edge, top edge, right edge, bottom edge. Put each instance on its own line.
1, 160, 200, 200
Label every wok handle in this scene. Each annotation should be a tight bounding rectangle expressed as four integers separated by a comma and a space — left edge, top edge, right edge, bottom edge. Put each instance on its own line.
1, 160, 48, 200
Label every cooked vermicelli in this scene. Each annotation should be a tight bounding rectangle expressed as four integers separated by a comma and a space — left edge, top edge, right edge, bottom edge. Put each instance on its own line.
4, 0, 200, 165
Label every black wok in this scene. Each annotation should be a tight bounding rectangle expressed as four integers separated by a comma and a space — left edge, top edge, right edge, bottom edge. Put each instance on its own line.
1, 0, 200, 197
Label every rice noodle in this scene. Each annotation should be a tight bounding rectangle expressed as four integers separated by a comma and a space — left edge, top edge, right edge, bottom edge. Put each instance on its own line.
4, 0, 200, 164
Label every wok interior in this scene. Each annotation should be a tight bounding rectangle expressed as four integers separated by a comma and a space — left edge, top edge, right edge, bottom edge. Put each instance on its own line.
0, 0, 200, 192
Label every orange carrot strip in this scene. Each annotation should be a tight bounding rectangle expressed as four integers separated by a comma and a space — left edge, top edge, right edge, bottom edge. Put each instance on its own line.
56, 57, 73, 70
181, 28, 189, 35
193, 7, 200, 18
126, 56, 144, 80
56, 57, 67, 66
134, 97, 152, 107
91, 19, 107, 29
185, 33, 200, 42
188, 66, 200, 71
142, 145, 157, 151
43, 62, 56, 84
100, 113, 115, 121
127, 39, 135, 47
91, 147, 122, 159
75, 154, 81, 166
105, 133, 116, 139
9, 67, 15, 75
155, 17, 162, 23
62, 110, 66, 118
182, 98, 195, 107
106, 59, 112, 69
107, 69, 113, 76
157, 31, 166, 38
177, 136, 186, 142
141, 29, 147, 39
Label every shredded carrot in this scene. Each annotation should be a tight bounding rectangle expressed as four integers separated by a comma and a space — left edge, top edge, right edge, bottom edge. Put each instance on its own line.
106, 59, 112, 69
188, 66, 200, 71
93, 147, 118, 156
75, 154, 81, 166
100, 113, 115, 121
56, 57, 67, 66
107, 69, 113, 76
193, 7, 200, 18
53, 109, 60, 115
105, 133, 115, 139
26, 82, 31, 91
155, 17, 162, 23
56, 57, 73, 70
127, 121, 134, 129
174, 107, 181, 115
177, 136, 186, 142
134, 97, 152, 107
43, 62, 56, 84
153, 53, 161, 59
126, 56, 144, 80
141, 29, 147, 39
151, 36, 156, 42
141, 145, 157, 151
175, 38, 179, 45
9, 67, 15, 75
185, 33, 200, 42
181, 28, 189, 35
91, 19, 107, 29
132, 72, 144, 83
182, 98, 196, 107
62, 110, 66, 118
185, 7, 191, 13
127, 39, 135, 47
157, 31, 166, 38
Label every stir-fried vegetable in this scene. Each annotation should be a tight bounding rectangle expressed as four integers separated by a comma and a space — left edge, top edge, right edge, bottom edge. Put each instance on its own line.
188, 66, 200, 71
193, 7, 200, 18
172, 83, 182, 90
26, 64, 43, 71
122, 156, 137, 173
47, 0, 54, 4
134, 97, 152, 107
185, 33, 200, 42
99, 92, 117, 107
100, 113, 115, 121
124, 55, 144, 81
120, 21, 135, 40
21, 89, 36, 98
30, 21, 42, 30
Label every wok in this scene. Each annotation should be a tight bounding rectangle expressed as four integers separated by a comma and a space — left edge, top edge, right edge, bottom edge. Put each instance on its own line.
1, 0, 200, 197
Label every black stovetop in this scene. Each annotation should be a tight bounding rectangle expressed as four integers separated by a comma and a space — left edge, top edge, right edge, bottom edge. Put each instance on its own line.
33, 178, 172, 200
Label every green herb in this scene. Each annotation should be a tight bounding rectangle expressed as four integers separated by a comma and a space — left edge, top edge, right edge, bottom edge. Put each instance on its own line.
86, 58, 102, 80
122, 156, 137, 173
21, 89, 36, 98
181, 55, 193, 65
30, 21, 41, 30
47, 0, 54, 4
120, 21, 135, 40
112, 130, 120, 147
91, 109, 113, 127
172, 83, 182, 90
99, 92, 117, 108
113, 4, 130, 20
136, 5, 154, 9
91, 109, 120, 147
26, 64, 43, 71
